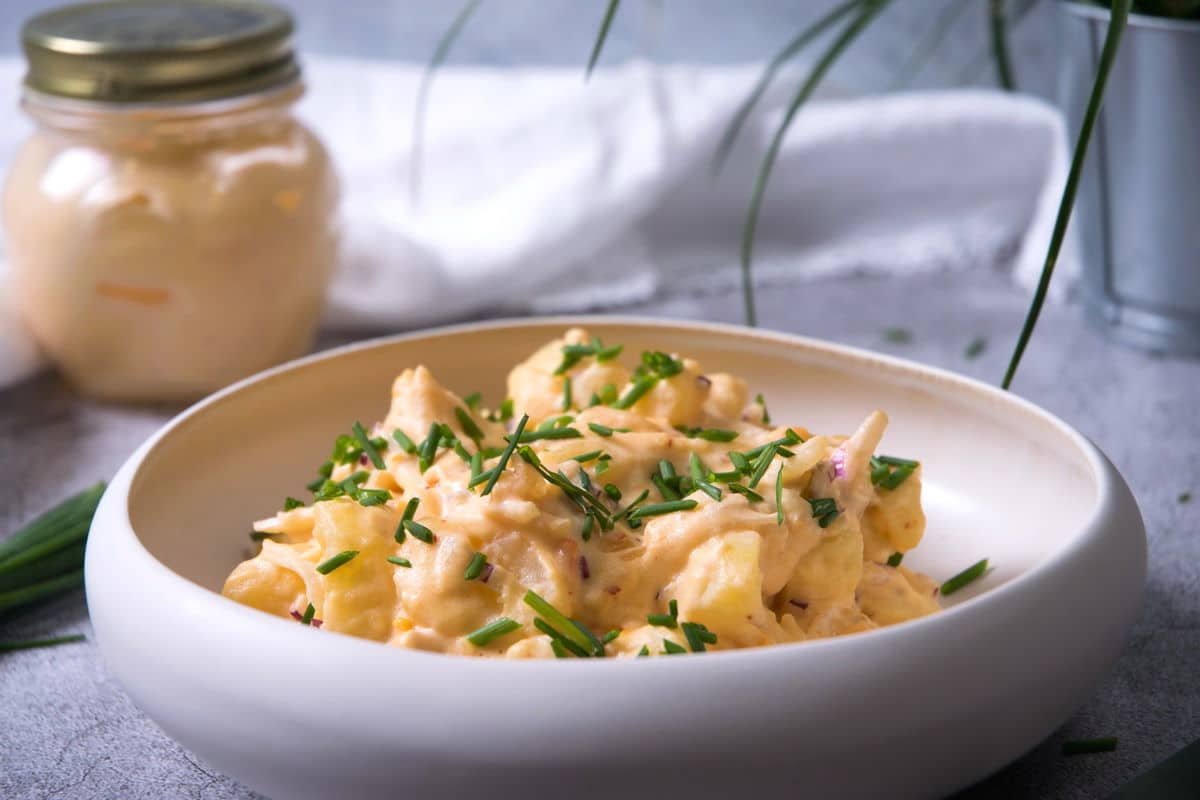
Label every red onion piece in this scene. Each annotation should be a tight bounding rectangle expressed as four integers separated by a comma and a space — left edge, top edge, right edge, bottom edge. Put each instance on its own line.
289, 609, 303, 621
579, 555, 590, 580
788, 599, 809, 610
479, 563, 495, 584
312, 619, 323, 628
831, 446, 847, 479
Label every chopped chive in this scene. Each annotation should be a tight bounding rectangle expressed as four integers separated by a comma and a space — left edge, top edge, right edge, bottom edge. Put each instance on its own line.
517, 427, 583, 442
454, 407, 485, 446
1179, 491, 1192, 504
316, 550, 359, 575
755, 393, 771, 424
727, 483, 764, 503
651, 473, 680, 502
602, 629, 621, 644
877, 454, 919, 468
481, 415, 529, 496
612, 489, 650, 525
883, 327, 912, 344
940, 558, 988, 596
669, 599, 678, 618
598, 383, 619, 405
629, 499, 697, 520
355, 488, 391, 507
468, 467, 497, 488
534, 619, 591, 657
551, 640, 569, 658
711, 469, 742, 482
647, 613, 677, 628
682, 621, 717, 652
312, 480, 345, 501
588, 422, 614, 437
463, 391, 482, 411
340, 470, 369, 491
466, 617, 521, 647
250, 531, 284, 542
300, 603, 316, 625
387, 556, 412, 568
469, 451, 483, 483
603, 484, 622, 502
402, 496, 419, 522
0, 634, 86, 653
1062, 737, 1118, 756
613, 375, 658, 409
283, 497, 305, 511
403, 519, 436, 544
886, 552, 904, 567
595, 459, 611, 476
742, 429, 803, 460
965, 336, 987, 359
662, 639, 688, 655
807, 497, 839, 528
775, 465, 785, 525
561, 376, 573, 411
570, 450, 604, 463
658, 460, 676, 481
330, 434, 362, 465
688, 454, 705, 483
581, 514, 595, 542
516, 449, 615, 527
698, 428, 739, 442
524, 590, 602, 656
497, 398, 514, 421
305, 476, 325, 492
729, 451, 751, 473
417, 422, 440, 473
637, 645, 651, 657
464, 552, 488, 581
350, 419, 384, 470
696, 481, 722, 501
746, 443, 779, 490
451, 439, 472, 463
594, 339, 623, 361
480, 446, 505, 458
577, 467, 594, 494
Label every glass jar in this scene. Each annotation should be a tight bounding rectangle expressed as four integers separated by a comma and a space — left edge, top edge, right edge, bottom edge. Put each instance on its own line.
4, 0, 339, 402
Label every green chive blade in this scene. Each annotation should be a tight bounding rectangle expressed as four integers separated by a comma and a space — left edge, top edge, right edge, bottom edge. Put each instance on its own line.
940, 558, 989, 596
316, 550, 359, 575
467, 617, 521, 647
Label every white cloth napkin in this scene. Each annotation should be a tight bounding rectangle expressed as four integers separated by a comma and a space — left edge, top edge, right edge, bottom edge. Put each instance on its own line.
0, 57, 1073, 389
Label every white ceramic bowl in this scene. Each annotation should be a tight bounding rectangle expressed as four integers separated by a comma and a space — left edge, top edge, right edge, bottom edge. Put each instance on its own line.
86, 318, 1145, 800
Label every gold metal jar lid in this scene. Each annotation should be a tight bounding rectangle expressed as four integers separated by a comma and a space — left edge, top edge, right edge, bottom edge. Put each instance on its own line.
21, 0, 299, 104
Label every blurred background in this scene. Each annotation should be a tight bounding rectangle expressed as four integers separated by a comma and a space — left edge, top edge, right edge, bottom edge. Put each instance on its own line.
0, 0, 1060, 99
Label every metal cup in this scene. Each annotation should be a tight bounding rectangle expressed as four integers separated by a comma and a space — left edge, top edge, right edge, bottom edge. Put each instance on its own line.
1059, 2, 1200, 355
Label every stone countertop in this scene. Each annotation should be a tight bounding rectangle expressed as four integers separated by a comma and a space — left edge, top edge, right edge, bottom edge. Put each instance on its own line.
1, 271, 1197, 800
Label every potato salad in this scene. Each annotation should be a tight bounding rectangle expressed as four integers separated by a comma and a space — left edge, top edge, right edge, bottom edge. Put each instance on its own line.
222, 329, 941, 658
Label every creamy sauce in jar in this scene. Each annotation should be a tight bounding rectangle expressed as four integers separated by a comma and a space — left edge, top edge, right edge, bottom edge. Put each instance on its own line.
4, 0, 339, 401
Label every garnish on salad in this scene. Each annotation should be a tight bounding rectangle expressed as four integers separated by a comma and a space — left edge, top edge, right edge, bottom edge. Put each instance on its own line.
222, 328, 972, 658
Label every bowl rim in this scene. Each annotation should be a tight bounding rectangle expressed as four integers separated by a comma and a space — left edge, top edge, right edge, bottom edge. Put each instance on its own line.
92, 314, 1130, 669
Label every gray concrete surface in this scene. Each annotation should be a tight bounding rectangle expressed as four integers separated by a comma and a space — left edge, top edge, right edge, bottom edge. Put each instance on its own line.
2, 270, 1198, 799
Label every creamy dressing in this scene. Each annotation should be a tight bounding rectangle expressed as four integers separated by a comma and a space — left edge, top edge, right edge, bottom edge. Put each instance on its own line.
222, 329, 940, 658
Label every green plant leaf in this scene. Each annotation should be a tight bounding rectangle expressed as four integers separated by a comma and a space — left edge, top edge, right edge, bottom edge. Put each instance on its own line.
988, 0, 1017, 90
409, 0, 483, 207
738, 0, 892, 326
586, 0, 621, 79
1002, 0, 1131, 389
711, 0, 865, 174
